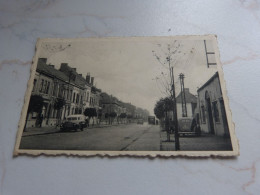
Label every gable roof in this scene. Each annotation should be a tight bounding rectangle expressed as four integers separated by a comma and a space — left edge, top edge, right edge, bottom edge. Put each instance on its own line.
197, 72, 219, 92
176, 88, 197, 104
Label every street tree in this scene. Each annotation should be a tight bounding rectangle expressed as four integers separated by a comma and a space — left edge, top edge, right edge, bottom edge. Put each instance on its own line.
109, 112, 117, 124
120, 113, 127, 124
154, 98, 165, 119
84, 108, 97, 126
152, 41, 187, 150
105, 113, 109, 124
53, 97, 66, 127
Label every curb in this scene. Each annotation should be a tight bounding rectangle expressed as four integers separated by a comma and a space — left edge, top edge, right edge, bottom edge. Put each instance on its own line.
22, 123, 129, 137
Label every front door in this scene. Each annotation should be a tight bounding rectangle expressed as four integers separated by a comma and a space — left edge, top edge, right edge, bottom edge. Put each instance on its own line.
206, 97, 215, 134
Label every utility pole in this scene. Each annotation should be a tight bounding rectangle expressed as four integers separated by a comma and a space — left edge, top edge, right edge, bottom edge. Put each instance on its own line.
179, 73, 187, 117
169, 63, 180, 150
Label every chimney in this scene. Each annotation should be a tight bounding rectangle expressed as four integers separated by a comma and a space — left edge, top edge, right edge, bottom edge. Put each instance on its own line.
91, 77, 94, 85
60, 63, 68, 71
38, 58, 47, 64
72, 68, 76, 72
86, 73, 90, 83
48, 65, 55, 68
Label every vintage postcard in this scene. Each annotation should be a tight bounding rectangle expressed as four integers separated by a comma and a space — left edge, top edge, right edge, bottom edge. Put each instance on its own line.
14, 35, 239, 157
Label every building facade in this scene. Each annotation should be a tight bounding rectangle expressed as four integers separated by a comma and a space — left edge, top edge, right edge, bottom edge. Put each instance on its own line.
27, 58, 69, 127
26, 57, 148, 129
197, 72, 230, 136
26, 58, 95, 128
176, 88, 197, 119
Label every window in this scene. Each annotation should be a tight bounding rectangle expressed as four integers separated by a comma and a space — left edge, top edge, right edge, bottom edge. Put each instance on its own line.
32, 79, 37, 92
57, 84, 61, 97
90, 97, 93, 106
39, 79, 44, 92
43, 80, 47, 93
62, 90, 65, 98
201, 105, 206, 123
86, 92, 90, 102
68, 106, 70, 116
66, 89, 69, 100
73, 93, 75, 103
212, 101, 220, 122
52, 83, 57, 96
70, 90, 72, 100
76, 94, 79, 104
45, 81, 50, 94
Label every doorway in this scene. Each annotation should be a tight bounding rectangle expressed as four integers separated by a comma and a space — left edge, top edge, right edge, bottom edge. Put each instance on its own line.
205, 91, 214, 134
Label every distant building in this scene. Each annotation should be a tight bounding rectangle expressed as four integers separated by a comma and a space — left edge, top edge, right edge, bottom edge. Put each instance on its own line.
197, 72, 229, 136
134, 107, 149, 120
176, 88, 197, 119
99, 93, 124, 123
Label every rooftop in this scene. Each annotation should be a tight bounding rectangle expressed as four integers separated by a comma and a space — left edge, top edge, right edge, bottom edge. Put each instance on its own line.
176, 88, 197, 104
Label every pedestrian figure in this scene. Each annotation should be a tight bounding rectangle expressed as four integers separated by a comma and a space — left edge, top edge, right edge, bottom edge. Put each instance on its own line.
38, 114, 43, 128
191, 117, 201, 136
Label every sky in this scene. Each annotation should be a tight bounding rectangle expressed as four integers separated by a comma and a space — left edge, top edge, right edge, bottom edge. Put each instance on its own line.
38, 37, 218, 114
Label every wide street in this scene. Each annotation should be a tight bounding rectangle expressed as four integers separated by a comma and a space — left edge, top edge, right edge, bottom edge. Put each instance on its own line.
20, 123, 233, 151
20, 123, 161, 151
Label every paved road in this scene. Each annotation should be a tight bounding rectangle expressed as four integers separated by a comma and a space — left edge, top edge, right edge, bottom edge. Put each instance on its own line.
20, 123, 161, 151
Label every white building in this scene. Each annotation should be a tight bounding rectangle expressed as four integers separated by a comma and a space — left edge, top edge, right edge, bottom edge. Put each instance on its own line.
176, 88, 197, 119
197, 72, 230, 136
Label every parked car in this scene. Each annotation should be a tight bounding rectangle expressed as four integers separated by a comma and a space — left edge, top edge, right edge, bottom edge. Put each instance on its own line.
60, 114, 87, 132
137, 119, 144, 124
178, 117, 201, 136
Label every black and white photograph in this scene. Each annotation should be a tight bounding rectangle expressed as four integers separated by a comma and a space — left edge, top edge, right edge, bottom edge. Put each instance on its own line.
14, 35, 238, 157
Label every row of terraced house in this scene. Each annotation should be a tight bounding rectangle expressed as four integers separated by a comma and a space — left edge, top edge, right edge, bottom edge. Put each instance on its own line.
25, 58, 149, 128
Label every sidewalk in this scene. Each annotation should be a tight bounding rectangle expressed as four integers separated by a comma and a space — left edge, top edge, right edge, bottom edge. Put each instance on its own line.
159, 130, 232, 151
22, 122, 131, 137
160, 131, 176, 151
23, 126, 60, 137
